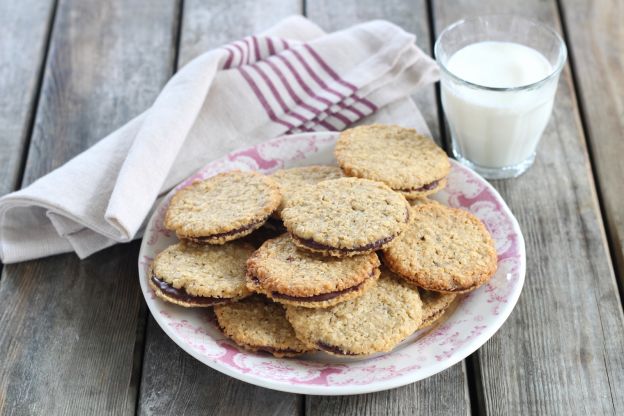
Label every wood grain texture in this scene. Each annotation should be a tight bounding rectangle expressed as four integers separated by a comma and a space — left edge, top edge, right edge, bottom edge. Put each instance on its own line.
21, 0, 179, 185
0, 242, 143, 415
138, 318, 302, 416
0, 0, 56, 195
177, 0, 303, 67
304, 1, 470, 414
306, 366, 469, 416
433, 1, 624, 415
137, 1, 304, 415
0, 0, 178, 414
558, 0, 624, 295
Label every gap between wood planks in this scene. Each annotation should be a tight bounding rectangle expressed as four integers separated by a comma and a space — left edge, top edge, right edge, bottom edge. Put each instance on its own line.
425, 1, 484, 414
12, 0, 617, 412
553, 2, 622, 410
132, 1, 185, 415
0, 0, 60, 284
13, 0, 59, 193
555, 0, 624, 311
431, 1, 621, 412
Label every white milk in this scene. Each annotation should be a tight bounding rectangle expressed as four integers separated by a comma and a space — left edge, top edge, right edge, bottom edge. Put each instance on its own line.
441, 41, 556, 169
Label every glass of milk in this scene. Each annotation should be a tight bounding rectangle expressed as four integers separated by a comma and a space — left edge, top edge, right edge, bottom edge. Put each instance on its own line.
435, 15, 567, 179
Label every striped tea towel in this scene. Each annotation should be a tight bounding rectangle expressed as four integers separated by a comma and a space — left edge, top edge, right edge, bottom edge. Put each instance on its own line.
0, 15, 439, 263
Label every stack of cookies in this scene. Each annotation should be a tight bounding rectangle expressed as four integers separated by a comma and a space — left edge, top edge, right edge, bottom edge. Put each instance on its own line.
149, 124, 498, 358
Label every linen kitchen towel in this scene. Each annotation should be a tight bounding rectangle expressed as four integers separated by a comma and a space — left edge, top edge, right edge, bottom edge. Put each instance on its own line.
0, 15, 439, 263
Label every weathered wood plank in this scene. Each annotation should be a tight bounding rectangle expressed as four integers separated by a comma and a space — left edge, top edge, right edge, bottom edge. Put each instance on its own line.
0, 0, 56, 196
139, 318, 302, 416
306, 366, 469, 416
176, 0, 302, 66
0, 242, 143, 415
304, 1, 471, 414
137, 1, 304, 415
558, 0, 624, 298
433, 1, 624, 415
20, 0, 179, 185
0, 0, 179, 414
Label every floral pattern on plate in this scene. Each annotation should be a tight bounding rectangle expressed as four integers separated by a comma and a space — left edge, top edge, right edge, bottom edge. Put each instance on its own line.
138, 132, 525, 395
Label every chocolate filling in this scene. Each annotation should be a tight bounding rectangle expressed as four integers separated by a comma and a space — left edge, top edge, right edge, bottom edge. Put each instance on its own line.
215, 318, 302, 355
271, 280, 365, 302
294, 234, 396, 254
316, 342, 358, 356
398, 178, 443, 193
151, 274, 229, 305
293, 208, 409, 254
183, 217, 268, 243
241, 219, 285, 248
249, 270, 374, 303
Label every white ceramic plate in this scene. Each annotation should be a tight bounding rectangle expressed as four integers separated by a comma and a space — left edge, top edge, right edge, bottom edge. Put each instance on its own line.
138, 132, 525, 395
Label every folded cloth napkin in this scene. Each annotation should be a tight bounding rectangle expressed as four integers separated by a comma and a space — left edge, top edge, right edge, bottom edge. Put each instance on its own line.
0, 16, 439, 263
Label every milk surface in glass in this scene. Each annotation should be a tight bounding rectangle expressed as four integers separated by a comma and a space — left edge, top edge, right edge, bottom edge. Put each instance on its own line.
441, 41, 556, 169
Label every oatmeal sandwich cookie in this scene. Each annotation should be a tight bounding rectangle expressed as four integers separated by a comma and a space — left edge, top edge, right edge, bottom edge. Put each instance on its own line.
418, 289, 457, 329
149, 241, 254, 307
335, 124, 451, 198
164, 171, 281, 244
271, 165, 344, 217
383, 204, 498, 293
286, 268, 423, 356
214, 296, 314, 357
246, 234, 380, 308
281, 177, 410, 257
409, 197, 441, 207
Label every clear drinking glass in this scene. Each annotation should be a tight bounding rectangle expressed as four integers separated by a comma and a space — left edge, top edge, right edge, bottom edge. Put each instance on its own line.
434, 15, 567, 179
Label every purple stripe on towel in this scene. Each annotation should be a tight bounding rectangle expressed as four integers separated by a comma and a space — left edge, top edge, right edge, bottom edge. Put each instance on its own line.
238, 66, 295, 129
249, 64, 309, 123
303, 44, 378, 112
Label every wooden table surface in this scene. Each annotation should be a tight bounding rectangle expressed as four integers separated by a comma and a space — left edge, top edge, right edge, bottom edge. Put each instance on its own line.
1, 0, 623, 414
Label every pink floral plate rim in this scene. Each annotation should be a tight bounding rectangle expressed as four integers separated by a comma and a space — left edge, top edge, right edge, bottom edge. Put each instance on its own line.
138, 132, 526, 395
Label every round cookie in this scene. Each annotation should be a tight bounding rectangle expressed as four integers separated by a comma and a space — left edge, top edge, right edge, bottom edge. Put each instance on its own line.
418, 289, 457, 329
149, 241, 254, 307
401, 178, 448, 200
383, 204, 498, 293
281, 177, 410, 257
409, 197, 442, 207
164, 171, 281, 244
271, 165, 344, 217
246, 234, 381, 308
214, 296, 314, 357
335, 124, 451, 198
286, 268, 423, 356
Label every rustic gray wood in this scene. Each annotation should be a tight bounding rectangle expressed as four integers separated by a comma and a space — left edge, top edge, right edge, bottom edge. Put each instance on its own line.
304, 1, 471, 414
0, 0, 179, 414
176, 0, 302, 66
0, 0, 56, 195
306, 366, 470, 416
137, 1, 304, 415
0, 0, 55, 305
433, 1, 624, 415
558, 0, 624, 293
1, 1, 623, 415
139, 318, 303, 416
0, 242, 144, 415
